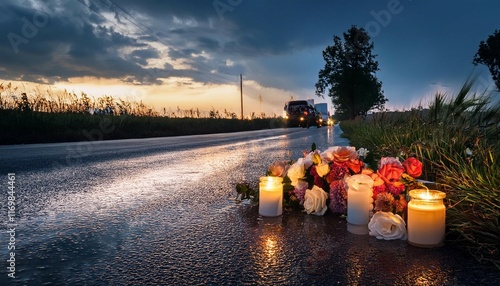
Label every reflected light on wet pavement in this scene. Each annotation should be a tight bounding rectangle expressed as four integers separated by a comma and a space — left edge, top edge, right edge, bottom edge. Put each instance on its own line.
255, 219, 285, 283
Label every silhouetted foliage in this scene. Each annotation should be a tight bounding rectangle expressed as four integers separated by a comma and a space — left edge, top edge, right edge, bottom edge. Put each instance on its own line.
315, 26, 387, 120
473, 29, 500, 90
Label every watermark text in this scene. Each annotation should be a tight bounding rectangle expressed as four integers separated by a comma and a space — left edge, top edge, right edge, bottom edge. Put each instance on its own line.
6, 173, 17, 279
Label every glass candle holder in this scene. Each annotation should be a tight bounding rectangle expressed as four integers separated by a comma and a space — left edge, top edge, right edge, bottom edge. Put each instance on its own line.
259, 176, 283, 217
407, 189, 446, 247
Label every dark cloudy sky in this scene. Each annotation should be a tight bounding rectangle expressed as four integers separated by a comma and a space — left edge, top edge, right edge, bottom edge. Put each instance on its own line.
1, 0, 499, 114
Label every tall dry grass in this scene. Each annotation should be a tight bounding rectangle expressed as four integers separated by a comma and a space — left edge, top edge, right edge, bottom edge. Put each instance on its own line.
0, 82, 160, 116
0, 82, 286, 144
0, 82, 279, 119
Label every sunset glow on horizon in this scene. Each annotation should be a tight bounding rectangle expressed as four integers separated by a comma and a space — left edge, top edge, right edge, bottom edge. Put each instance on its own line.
1, 1, 498, 117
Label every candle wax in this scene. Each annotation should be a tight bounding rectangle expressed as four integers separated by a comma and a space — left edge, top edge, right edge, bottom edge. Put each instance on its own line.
259, 177, 283, 217
408, 200, 446, 247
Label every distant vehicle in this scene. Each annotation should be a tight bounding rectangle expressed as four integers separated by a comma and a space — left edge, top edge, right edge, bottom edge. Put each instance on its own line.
314, 103, 333, 126
284, 100, 321, 128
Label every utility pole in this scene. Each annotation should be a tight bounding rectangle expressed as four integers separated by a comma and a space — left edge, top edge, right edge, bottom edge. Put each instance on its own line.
240, 74, 243, 120
259, 94, 262, 116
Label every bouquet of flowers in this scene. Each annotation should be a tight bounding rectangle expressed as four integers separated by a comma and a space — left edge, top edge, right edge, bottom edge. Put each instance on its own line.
365, 155, 425, 240
280, 144, 366, 215
237, 143, 426, 240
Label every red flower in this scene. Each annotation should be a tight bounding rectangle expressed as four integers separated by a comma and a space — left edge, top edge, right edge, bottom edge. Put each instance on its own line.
372, 184, 387, 200
314, 176, 324, 188
377, 157, 405, 184
386, 181, 405, 196
310, 165, 318, 177
402, 157, 423, 178
346, 158, 364, 174
326, 162, 349, 183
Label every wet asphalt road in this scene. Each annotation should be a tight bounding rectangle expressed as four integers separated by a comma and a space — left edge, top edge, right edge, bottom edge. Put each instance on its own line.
0, 125, 498, 285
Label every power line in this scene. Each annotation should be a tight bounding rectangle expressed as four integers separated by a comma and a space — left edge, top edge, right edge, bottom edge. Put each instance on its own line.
98, 0, 240, 85
77, 1, 291, 116
76, 0, 239, 86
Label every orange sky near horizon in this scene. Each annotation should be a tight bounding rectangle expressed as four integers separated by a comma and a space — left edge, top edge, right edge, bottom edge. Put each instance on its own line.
1, 77, 331, 118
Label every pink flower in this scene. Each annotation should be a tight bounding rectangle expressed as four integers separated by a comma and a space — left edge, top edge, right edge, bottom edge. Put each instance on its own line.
321, 146, 357, 163
329, 180, 347, 214
268, 161, 289, 177
293, 180, 308, 201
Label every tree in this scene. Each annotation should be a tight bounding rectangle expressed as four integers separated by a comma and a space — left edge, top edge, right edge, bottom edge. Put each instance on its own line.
473, 30, 500, 91
315, 26, 387, 120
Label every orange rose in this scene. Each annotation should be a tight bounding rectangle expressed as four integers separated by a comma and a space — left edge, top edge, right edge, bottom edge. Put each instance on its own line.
402, 157, 423, 178
361, 168, 374, 176
346, 158, 364, 174
362, 168, 385, 187
377, 157, 405, 184
332, 146, 357, 163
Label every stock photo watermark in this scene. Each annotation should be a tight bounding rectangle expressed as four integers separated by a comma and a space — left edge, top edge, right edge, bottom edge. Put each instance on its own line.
213, 0, 243, 20
51, 117, 117, 171
7, 9, 49, 54
6, 173, 17, 279
364, 0, 412, 37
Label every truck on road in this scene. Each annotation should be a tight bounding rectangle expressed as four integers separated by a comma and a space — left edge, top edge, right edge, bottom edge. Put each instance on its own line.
314, 103, 332, 126
283, 100, 321, 128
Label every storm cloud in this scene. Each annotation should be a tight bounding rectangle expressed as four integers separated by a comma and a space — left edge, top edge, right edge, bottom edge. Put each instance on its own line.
0, 0, 499, 107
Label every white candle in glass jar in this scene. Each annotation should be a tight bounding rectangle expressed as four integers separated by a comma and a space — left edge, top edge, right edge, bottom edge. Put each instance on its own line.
346, 174, 374, 225
407, 189, 446, 247
259, 177, 283, 217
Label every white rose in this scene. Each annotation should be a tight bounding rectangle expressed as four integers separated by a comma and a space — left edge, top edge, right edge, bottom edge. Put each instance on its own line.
320, 147, 336, 162
368, 212, 407, 240
316, 162, 330, 177
286, 158, 305, 186
303, 185, 329, 216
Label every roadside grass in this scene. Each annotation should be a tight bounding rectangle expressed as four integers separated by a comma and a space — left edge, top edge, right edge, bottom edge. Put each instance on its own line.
0, 109, 286, 144
0, 83, 286, 144
340, 78, 500, 269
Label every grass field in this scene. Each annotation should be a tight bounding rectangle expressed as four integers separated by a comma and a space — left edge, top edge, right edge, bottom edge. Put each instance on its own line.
0, 109, 286, 145
0, 83, 285, 145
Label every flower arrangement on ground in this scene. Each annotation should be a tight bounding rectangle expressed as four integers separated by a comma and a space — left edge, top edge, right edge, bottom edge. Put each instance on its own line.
236, 143, 426, 240
366, 156, 425, 240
